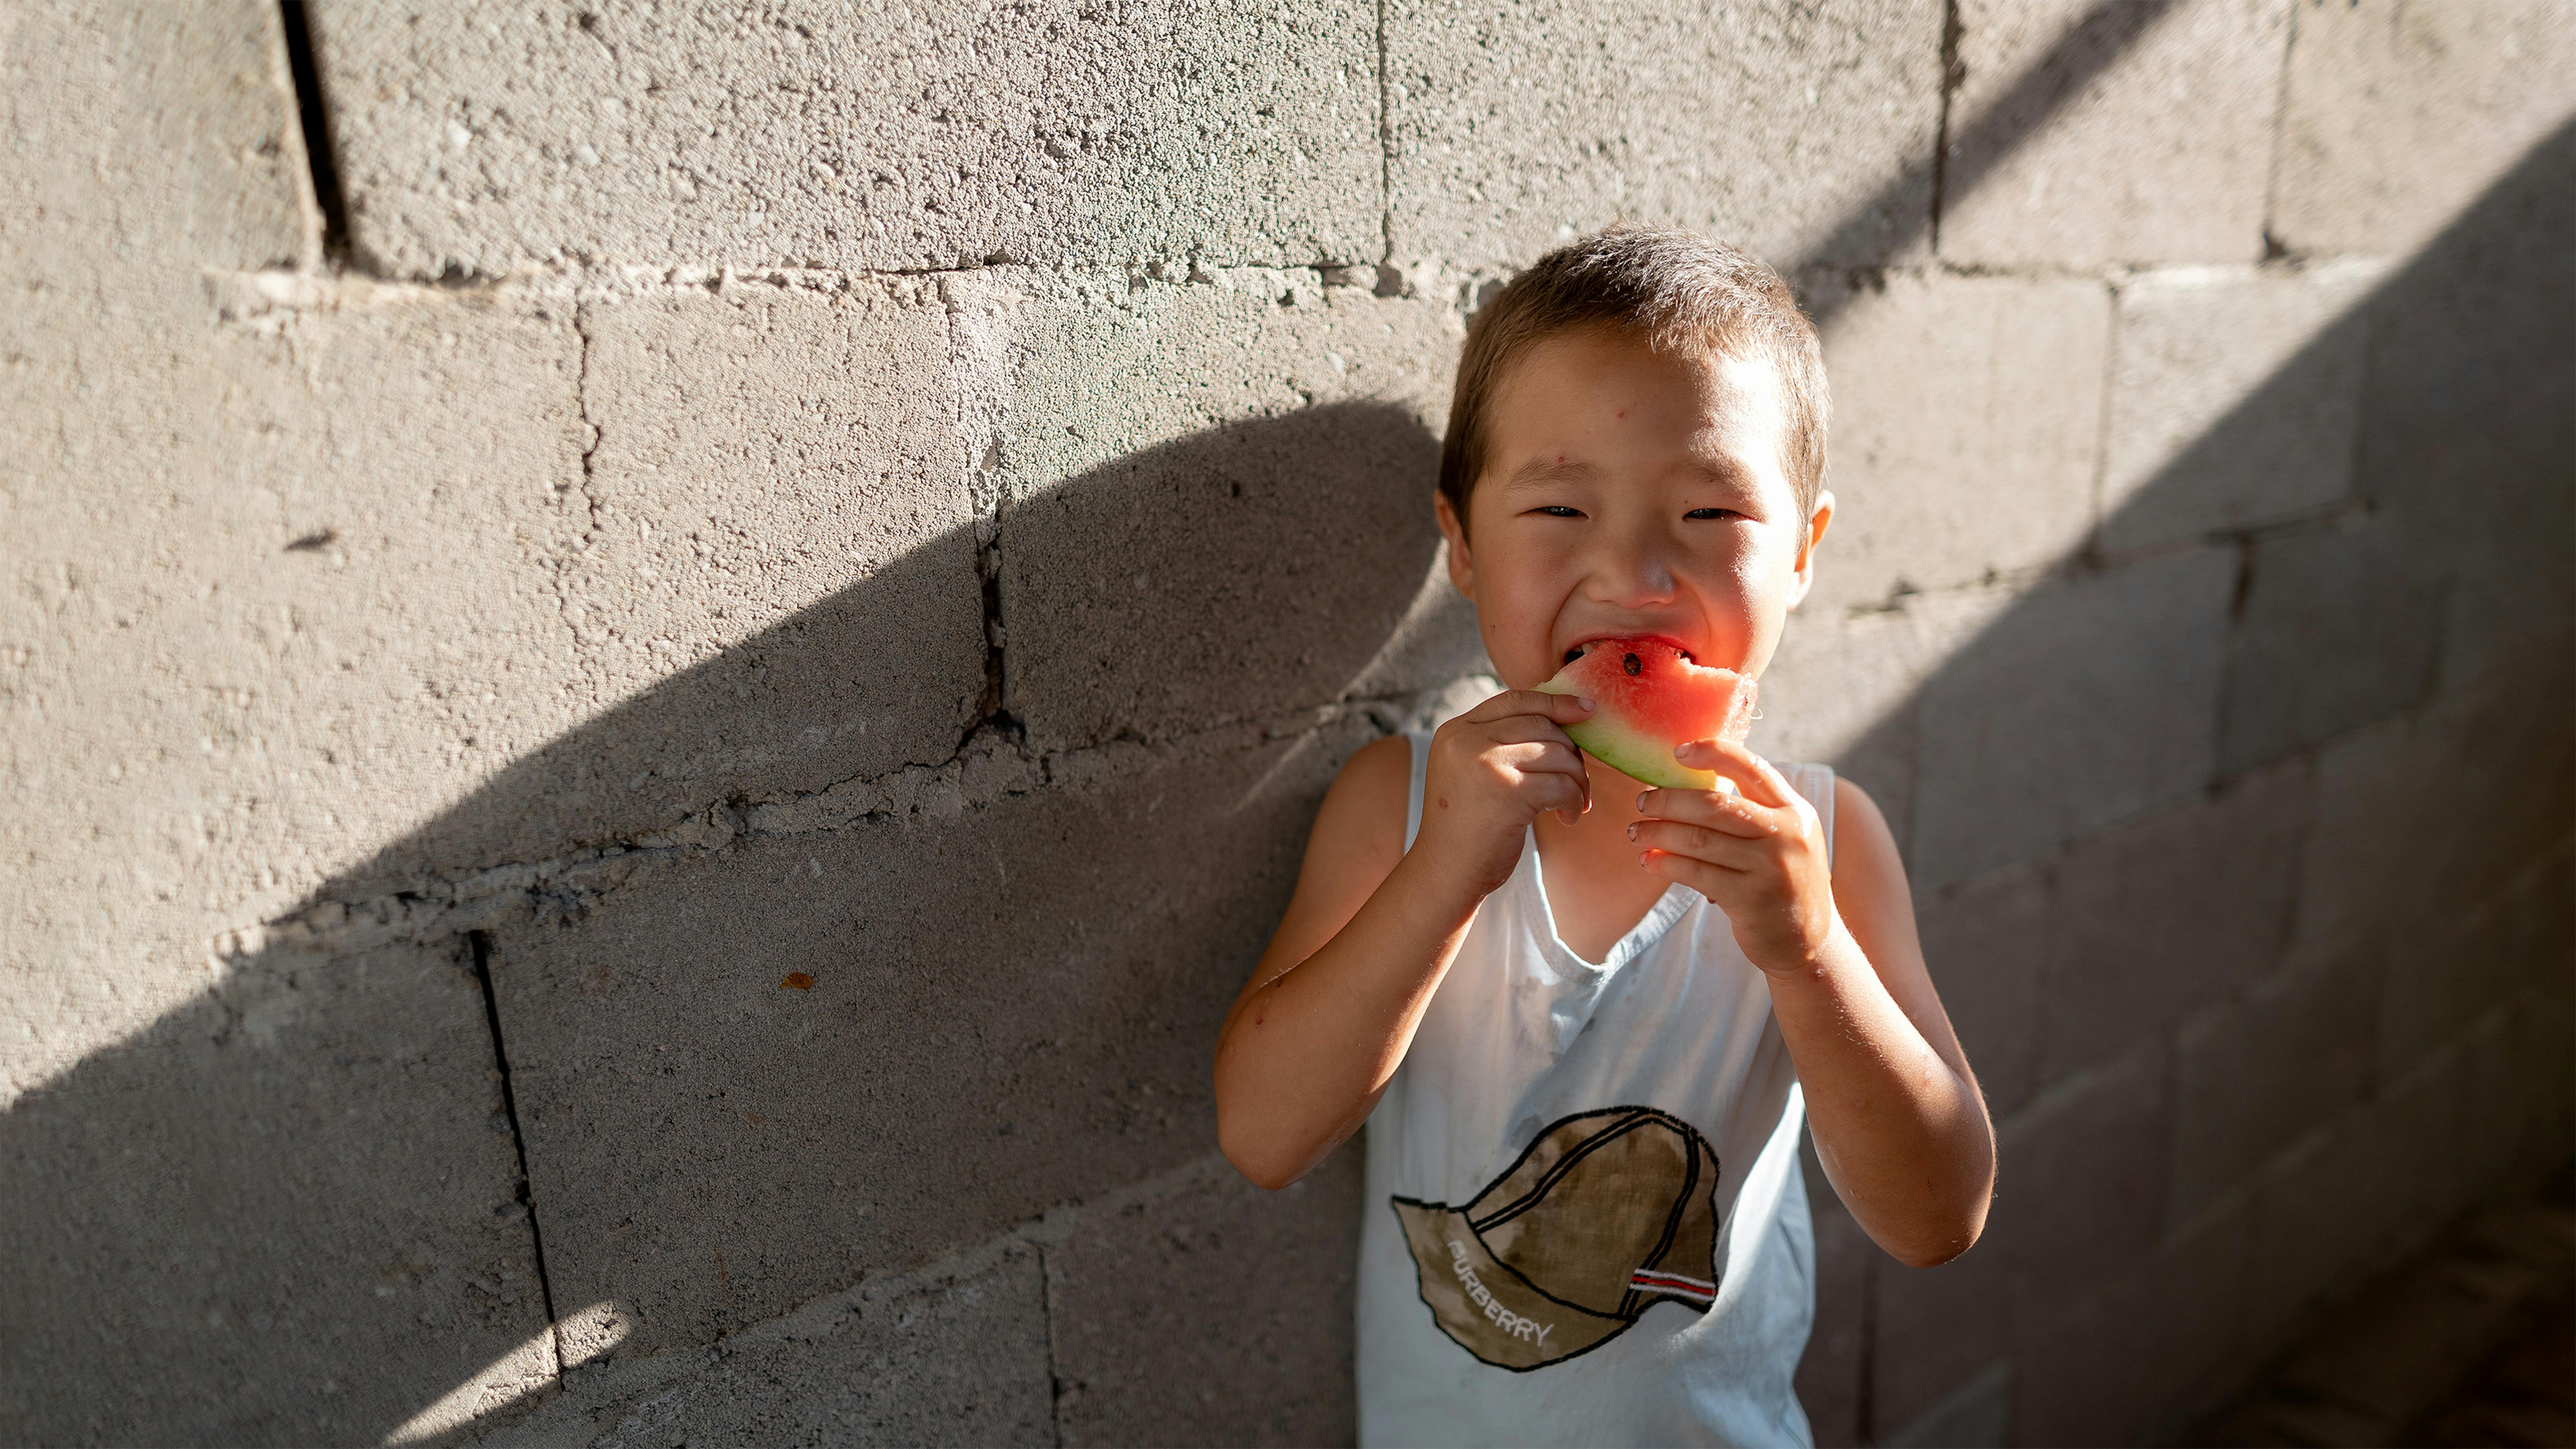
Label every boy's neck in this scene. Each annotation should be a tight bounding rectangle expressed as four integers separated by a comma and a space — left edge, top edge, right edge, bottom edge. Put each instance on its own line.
1530, 757, 1676, 963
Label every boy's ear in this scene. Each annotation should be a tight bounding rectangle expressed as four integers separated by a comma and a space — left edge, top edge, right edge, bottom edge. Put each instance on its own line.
1434, 491, 1476, 597
1788, 491, 1834, 609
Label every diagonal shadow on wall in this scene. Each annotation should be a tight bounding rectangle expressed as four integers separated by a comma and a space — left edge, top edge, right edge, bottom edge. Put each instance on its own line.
1, 397, 1456, 1444
4, 25, 2567, 1449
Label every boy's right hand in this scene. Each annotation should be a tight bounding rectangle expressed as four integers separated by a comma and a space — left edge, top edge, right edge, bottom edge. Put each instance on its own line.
1413, 689, 1596, 897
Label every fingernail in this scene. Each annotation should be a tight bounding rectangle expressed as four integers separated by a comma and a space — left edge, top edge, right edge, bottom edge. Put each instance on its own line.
1577, 697, 1595, 710
1635, 791, 1650, 811
1625, 824, 1636, 841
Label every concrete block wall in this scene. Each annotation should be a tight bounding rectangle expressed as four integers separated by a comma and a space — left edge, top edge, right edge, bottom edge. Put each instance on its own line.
2, 3, 2565, 1446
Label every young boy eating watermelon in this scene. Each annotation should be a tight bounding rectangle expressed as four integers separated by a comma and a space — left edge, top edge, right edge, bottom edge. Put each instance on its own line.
1212, 227, 1996, 1446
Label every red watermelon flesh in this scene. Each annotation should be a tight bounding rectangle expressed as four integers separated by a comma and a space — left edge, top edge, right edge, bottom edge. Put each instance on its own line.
1534, 638, 1755, 790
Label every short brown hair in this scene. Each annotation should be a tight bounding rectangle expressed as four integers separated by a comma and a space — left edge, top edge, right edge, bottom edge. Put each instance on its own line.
1437, 226, 1828, 531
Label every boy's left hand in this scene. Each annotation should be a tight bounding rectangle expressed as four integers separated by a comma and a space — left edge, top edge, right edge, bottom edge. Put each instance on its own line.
1629, 737, 1836, 975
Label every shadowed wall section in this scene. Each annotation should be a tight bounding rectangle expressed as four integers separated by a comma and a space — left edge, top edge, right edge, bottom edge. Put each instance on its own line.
2, 2, 2567, 1445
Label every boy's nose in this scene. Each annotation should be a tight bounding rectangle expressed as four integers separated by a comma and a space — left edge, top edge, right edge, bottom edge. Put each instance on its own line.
1586, 545, 1679, 608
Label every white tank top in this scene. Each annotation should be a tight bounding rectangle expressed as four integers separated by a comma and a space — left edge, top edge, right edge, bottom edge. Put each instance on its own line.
1355, 731, 1830, 1448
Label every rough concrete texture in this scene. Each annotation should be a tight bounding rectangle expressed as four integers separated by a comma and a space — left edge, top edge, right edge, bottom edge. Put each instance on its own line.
1806, 272, 2109, 613
2273, 0, 2576, 257
2097, 257, 2386, 554
0, 938, 554, 1445
565, 278, 987, 803
484, 720, 1370, 1359
1385, 0, 1944, 281
967, 269, 1479, 752
1048, 1149, 1362, 1446
308, 0, 1382, 279
485, 1244, 1056, 1448
7, 0, 2571, 1444
1911, 545, 2235, 888
1940, 0, 2289, 268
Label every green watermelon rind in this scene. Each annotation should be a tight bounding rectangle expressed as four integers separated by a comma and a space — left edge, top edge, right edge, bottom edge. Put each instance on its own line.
1535, 679, 1721, 791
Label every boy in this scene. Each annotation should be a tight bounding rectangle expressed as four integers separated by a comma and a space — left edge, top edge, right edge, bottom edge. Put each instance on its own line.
1212, 228, 1995, 1447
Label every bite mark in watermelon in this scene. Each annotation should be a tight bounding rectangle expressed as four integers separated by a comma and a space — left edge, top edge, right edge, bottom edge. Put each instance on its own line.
1534, 638, 1756, 790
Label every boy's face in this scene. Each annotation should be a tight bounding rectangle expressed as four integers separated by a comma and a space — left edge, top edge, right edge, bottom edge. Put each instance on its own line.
1437, 327, 1831, 691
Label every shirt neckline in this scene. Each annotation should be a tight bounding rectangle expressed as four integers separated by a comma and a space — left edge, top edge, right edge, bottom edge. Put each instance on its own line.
1520, 827, 1698, 973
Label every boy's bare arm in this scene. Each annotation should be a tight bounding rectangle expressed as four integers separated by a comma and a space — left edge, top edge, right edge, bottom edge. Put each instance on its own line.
1633, 746, 1995, 1268
1213, 691, 1597, 1190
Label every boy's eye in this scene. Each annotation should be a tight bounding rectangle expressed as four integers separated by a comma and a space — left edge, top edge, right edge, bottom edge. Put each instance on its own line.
1531, 506, 1585, 519
1683, 508, 1736, 520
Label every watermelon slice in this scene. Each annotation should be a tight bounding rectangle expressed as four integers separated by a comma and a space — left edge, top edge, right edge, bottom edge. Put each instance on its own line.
1534, 638, 1756, 790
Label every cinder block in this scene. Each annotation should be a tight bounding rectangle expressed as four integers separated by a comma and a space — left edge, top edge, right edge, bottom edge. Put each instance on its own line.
2343, 121, 2575, 696
1989, 1043, 2169, 1334
2288, 710, 2418, 952
524, 1246, 1055, 1449
0, 939, 551, 1445
485, 722, 1367, 1358
2169, 933, 2375, 1224
1940, 0, 2288, 268
1384, 0, 1944, 276
1048, 1150, 1360, 1447
565, 280, 985, 804
2380, 899, 2519, 1086
1807, 273, 2110, 614
0, 0, 311, 286
2508, 981, 2575, 1174
1753, 581, 2021, 861
2407, 671, 2576, 920
2038, 758, 2306, 1081
2249, 1049, 2470, 1337
974, 271, 1473, 752
2009, 1188, 2257, 1448
1873, 1234, 2010, 1438
1914, 860, 2048, 1116
1912, 547, 2234, 889
1796, 1153, 1874, 1449
2217, 515, 2440, 775
2098, 259, 2387, 556
2273, 0, 2576, 257
1879, 1361, 2011, 1449
308, 0, 1380, 278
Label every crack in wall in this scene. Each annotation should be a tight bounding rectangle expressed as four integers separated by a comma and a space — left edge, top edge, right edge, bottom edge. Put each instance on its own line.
276, 0, 351, 268
469, 930, 562, 1341
213, 686, 1463, 965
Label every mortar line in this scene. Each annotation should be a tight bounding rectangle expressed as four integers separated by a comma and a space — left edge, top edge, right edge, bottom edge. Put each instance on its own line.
469, 930, 562, 1339
1928, 0, 1965, 254
2258, 0, 2302, 258
1376, 0, 1394, 267
276, 0, 352, 267
2082, 275, 2124, 566
1036, 1240, 1067, 1448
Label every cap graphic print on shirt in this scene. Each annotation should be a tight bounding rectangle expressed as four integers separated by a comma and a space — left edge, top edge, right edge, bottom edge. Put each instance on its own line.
1391, 1105, 1724, 1371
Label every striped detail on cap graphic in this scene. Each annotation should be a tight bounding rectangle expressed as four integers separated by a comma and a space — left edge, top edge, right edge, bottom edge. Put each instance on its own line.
1628, 1268, 1715, 1306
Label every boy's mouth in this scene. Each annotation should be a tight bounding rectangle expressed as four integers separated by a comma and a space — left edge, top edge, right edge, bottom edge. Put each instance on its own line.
1563, 635, 1696, 666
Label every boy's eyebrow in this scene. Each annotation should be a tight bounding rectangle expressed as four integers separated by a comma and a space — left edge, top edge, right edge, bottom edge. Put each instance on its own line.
1498, 457, 1599, 490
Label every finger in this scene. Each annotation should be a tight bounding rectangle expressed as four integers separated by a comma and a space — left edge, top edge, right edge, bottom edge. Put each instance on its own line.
1638, 848, 1740, 903
1522, 771, 1587, 818
1465, 687, 1598, 725
1631, 785, 1774, 838
1497, 739, 1589, 785
1673, 736, 1796, 809
1629, 819, 1771, 865
1485, 715, 1578, 748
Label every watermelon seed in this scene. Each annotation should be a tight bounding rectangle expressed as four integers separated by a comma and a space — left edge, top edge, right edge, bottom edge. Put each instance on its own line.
1623, 652, 1641, 676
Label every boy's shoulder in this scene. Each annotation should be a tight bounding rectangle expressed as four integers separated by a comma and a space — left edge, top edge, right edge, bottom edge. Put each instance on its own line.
1308, 732, 1412, 860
